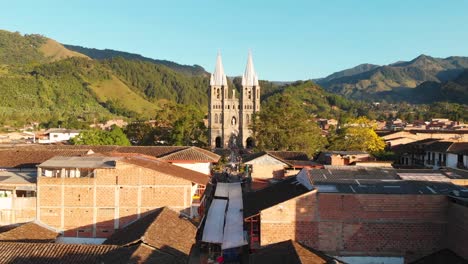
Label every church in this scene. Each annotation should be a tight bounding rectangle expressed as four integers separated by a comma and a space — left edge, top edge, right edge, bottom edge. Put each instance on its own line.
208, 52, 260, 149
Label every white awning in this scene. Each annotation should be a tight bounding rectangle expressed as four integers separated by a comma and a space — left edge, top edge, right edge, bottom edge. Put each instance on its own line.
201, 199, 227, 244
214, 182, 230, 198
222, 183, 247, 249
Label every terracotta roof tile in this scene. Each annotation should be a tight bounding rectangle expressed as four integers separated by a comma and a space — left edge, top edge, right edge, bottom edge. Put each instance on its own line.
103, 243, 184, 264
104, 207, 196, 260
121, 155, 210, 185
159, 147, 220, 163
249, 240, 343, 264
0, 145, 218, 168
267, 151, 309, 161
0, 222, 58, 243
0, 242, 119, 263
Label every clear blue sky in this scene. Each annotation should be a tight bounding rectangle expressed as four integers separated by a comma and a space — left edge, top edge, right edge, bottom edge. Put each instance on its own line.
1, 0, 467, 81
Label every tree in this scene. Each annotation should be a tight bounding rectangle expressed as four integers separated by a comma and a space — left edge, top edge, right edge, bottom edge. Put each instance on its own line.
329, 117, 385, 153
70, 126, 130, 146
251, 94, 327, 156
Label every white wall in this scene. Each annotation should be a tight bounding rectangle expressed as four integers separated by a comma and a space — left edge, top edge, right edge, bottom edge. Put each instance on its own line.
447, 153, 458, 168
172, 162, 211, 175
55, 237, 106, 244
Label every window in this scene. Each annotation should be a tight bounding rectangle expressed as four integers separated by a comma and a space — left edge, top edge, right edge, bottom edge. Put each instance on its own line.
246, 114, 250, 124
248, 90, 252, 99
216, 88, 220, 99
215, 114, 218, 124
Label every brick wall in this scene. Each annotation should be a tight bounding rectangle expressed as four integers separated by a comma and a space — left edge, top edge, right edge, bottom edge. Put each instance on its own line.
260, 190, 318, 247
447, 201, 468, 260
260, 192, 450, 260
251, 164, 285, 179
37, 162, 194, 238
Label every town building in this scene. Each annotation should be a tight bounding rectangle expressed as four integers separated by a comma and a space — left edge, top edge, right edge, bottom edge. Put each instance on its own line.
316, 151, 374, 166
394, 139, 468, 171
0, 206, 196, 263
243, 151, 322, 180
208, 52, 260, 149
37, 128, 81, 144
36, 153, 209, 243
0, 145, 220, 175
239, 167, 468, 263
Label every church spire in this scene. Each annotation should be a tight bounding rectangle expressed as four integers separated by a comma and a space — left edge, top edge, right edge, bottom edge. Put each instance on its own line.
242, 50, 259, 87
210, 52, 228, 86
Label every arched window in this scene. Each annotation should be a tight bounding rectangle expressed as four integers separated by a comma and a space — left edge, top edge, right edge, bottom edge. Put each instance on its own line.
248, 90, 252, 99
214, 114, 218, 124
216, 89, 220, 99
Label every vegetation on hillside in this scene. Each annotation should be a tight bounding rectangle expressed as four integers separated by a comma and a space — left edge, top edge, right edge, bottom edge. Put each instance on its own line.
64, 44, 207, 76
318, 54, 468, 103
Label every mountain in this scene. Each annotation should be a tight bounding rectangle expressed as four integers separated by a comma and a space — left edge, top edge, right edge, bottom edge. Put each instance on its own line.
64, 44, 207, 76
0, 30, 87, 65
376, 69, 468, 104
318, 63, 380, 83
317, 55, 468, 102
0, 30, 209, 126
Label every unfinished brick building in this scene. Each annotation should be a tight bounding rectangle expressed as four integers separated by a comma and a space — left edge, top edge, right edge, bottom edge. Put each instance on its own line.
243, 167, 468, 263
36, 153, 209, 242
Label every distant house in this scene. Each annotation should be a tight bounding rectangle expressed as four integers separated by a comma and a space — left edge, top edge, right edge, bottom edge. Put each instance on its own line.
394, 140, 468, 170
36, 153, 209, 243
243, 151, 321, 180
0, 170, 37, 225
316, 151, 373, 166
38, 129, 81, 144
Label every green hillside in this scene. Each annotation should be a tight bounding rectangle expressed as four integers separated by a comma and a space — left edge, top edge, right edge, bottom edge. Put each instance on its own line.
64, 44, 207, 76
0, 30, 211, 126
317, 55, 468, 102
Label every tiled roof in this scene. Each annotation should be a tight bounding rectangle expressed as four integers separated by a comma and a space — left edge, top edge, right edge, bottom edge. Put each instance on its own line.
0, 242, 119, 263
0, 222, 58, 243
121, 155, 209, 185
243, 151, 311, 166
409, 248, 468, 264
103, 243, 184, 264
249, 240, 343, 264
320, 150, 369, 156
242, 151, 290, 165
243, 176, 314, 218
425, 141, 454, 152
0, 148, 90, 168
159, 146, 220, 163
0, 145, 218, 168
104, 207, 196, 259
447, 142, 468, 155
267, 151, 309, 161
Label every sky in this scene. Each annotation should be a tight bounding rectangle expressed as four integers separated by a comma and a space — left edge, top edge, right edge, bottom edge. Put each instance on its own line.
1, 0, 467, 81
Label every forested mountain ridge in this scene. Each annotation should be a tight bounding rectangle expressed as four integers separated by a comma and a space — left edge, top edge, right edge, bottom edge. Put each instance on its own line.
0, 30, 209, 126
317, 55, 468, 102
64, 44, 208, 76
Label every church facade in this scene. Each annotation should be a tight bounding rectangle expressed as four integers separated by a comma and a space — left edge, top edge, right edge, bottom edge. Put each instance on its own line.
208, 52, 260, 149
